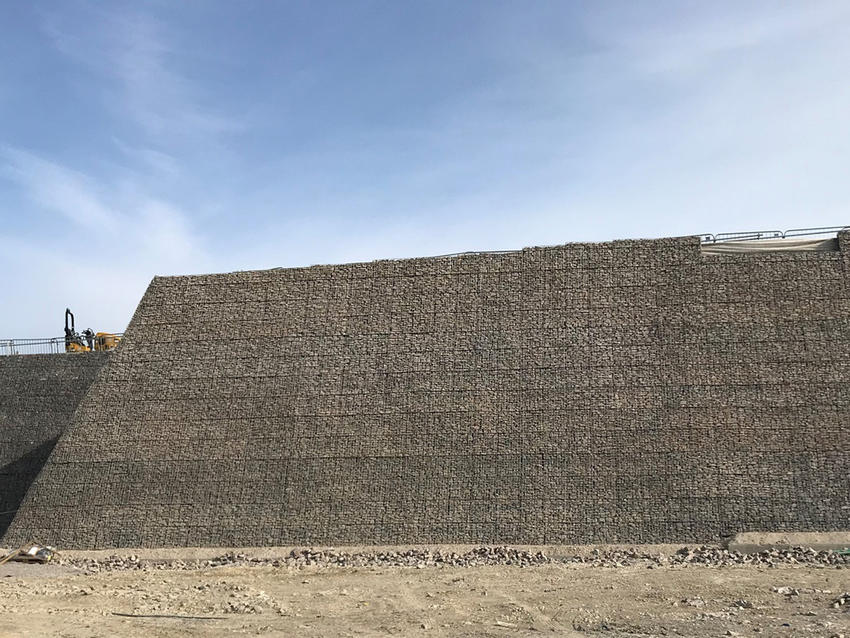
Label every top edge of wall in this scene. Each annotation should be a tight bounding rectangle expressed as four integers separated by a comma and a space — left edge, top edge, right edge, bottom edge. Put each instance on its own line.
151, 235, 703, 282
150, 231, 850, 283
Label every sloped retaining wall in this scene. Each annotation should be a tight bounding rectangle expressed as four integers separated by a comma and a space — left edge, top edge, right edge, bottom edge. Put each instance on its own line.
0, 353, 107, 538
4, 234, 850, 548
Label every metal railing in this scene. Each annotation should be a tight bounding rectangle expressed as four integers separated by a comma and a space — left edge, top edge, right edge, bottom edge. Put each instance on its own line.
0, 335, 123, 356
427, 226, 850, 254
0, 338, 66, 356
700, 225, 849, 244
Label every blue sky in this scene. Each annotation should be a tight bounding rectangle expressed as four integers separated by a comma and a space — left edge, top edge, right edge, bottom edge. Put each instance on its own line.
1, 1, 849, 337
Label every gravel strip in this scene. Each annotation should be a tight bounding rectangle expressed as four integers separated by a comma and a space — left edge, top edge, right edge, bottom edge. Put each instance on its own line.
60, 545, 850, 573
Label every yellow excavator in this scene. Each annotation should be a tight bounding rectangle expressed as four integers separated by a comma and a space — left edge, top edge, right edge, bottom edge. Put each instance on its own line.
64, 308, 121, 353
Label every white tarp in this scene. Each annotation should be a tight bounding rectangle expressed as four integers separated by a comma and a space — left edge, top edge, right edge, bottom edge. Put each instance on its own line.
701, 237, 839, 255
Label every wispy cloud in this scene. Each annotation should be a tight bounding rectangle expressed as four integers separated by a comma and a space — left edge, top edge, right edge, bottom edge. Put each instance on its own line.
0, 4, 227, 336
112, 138, 180, 177
108, 13, 239, 139
43, 5, 239, 142
137, 200, 207, 264
589, 2, 850, 75
2, 147, 208, 267
1, 147, 120, 234
0, 146, 211, 336
2, 1, 849, 337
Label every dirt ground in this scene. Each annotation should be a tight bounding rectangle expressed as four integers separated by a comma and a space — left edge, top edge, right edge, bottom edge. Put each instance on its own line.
0, 553, 848, 637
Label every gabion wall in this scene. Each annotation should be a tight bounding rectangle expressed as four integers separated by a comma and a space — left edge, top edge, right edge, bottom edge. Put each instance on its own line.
0, 353, 107, 537
5, 235, 850, 548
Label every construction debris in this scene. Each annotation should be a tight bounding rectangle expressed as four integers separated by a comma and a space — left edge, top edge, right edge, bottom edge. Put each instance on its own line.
0, 545, 57, 565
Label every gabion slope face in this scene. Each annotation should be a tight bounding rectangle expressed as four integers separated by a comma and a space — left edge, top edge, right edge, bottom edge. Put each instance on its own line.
0, 353, 108, 538
6, 235, 850, 548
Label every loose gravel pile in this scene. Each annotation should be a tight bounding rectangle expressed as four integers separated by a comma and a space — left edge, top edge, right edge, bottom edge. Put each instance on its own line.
61, 545, 850, 574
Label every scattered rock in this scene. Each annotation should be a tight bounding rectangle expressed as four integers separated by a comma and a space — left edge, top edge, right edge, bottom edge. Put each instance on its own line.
59, 545, 850, 574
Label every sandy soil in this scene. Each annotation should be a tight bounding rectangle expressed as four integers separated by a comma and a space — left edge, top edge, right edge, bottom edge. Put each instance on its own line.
0, 555, 848, 637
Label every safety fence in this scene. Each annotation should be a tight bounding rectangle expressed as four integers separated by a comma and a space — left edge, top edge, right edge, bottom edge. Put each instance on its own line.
699, 225, 849, 244
0, 335, 123, 356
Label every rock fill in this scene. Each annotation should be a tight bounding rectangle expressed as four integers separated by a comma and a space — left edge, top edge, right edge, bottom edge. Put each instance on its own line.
0, 353, 107, 537
4, 235, 849, 548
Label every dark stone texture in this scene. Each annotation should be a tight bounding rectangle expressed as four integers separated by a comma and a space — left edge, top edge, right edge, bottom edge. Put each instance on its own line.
0, 353, 107, 537
4, 235, 850, 548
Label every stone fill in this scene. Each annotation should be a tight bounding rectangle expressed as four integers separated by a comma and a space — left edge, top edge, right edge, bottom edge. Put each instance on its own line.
0, 353, 107, 537
4, 235, 850, 548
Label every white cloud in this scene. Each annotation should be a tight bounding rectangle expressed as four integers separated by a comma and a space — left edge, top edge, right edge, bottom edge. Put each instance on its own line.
109, 13, 240, 139
1, 147, 119, 234
43, 6, 240, 141
0, 236, 152, 340
138, 200, 207, 265
4, 1, 850, 337
112, 139, 180, 177
0, 147, 212, 337
581, 2, 850, 75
